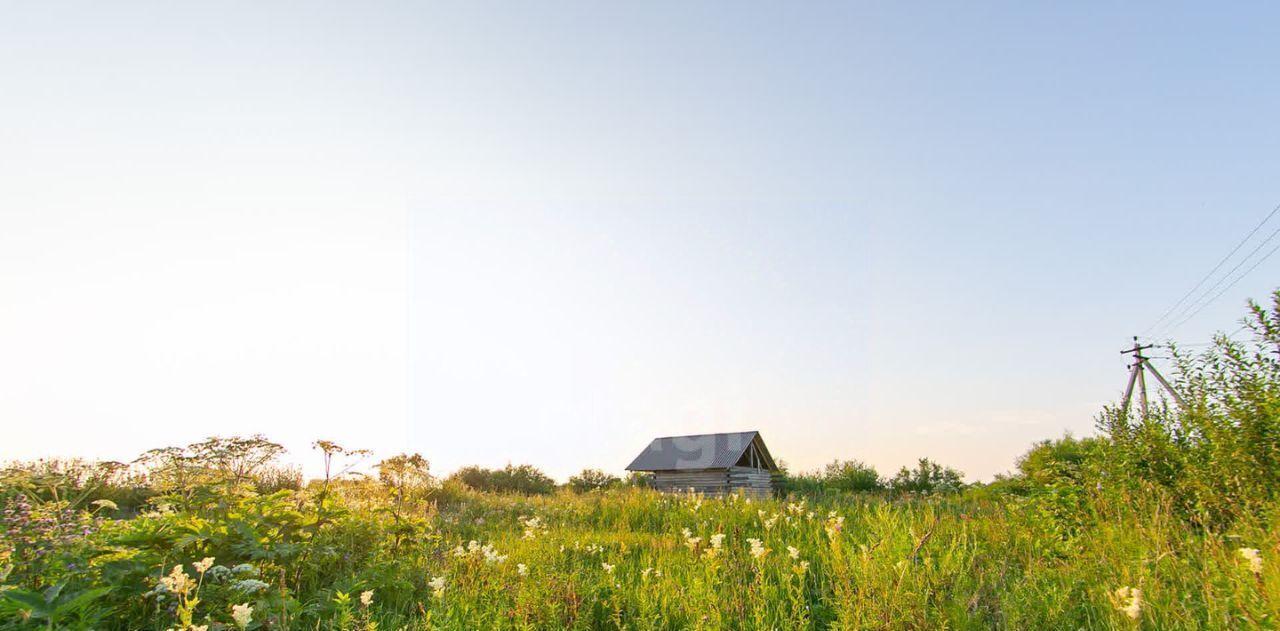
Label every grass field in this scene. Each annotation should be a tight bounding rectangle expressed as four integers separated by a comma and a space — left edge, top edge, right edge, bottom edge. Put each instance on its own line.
5, 297, 1280, 629
2, 478, 1277, 630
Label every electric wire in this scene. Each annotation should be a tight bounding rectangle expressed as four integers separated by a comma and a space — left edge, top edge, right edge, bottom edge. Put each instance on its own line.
1142, 201, 1280, 337
1165, 238, 1280, 333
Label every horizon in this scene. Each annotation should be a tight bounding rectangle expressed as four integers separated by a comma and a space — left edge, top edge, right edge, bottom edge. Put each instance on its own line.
4, 3, 1280, 483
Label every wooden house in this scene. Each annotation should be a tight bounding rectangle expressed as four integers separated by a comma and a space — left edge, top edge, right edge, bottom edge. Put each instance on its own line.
625, 430, 779, 497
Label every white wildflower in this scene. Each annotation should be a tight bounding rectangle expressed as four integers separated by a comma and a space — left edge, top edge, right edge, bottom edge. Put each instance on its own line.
787, 546, 800, 560
1112, 587, 1142, 620
517, 563, 528, 576
602, 562, 615, 574
1240, 548, 1264, 575
429, 575, 446, 598
231, 579, 269, 594
360, 589, 374, 607
825, 514, 845, 538
231, 603, 254, 629
193, 557, 215, 574
159, 565, 192, 595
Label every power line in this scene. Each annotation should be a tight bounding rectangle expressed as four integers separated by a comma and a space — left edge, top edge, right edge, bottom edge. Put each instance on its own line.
1143, 201, 1280, 336
1165, 238, 1280, 333
1167, 226, 1280, 335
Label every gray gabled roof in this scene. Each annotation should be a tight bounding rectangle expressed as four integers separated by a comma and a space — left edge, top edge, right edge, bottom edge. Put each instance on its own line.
625, 430, 778, 472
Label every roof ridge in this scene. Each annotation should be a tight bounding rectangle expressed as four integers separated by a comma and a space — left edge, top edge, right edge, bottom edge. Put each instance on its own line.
648, 430, 758, 440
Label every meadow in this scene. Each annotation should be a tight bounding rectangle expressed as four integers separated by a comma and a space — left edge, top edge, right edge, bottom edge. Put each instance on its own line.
3, 294, 1280, 630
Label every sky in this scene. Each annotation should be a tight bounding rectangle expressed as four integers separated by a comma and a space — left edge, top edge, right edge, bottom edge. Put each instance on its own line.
3, 3, 1280, 482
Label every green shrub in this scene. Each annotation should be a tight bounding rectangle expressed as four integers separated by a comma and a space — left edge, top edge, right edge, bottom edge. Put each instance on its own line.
447, 464, 556, 495
1098, 291, 1280, 528
567, 468, 621, 493
888, 458, 965, 494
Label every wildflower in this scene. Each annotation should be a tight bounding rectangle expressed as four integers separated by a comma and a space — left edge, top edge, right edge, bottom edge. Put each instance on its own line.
90, 499, 118, 511
520, 515, 547, 539
517, 563, 528, 576
231, 603, 254, 629
193, 557, 215, 574
602, 562, 615, 574
429, 575, 446, 598
747, 538, 768, 560
710, 533, 726, 550
824, 513, 845, 539
1240, 548, 1264, 575
763, 514, 779, 531
641, 567, 653, 578
230, 579, 269, 594
787, 546, 800, 560
452, 545, 466, 557
794, 560, 810, 575
1111, 587, 1142, 620
191, 626, 208, 631
481, 543, 507, 564
159, 565, 192, 595
360, 589, 374, 607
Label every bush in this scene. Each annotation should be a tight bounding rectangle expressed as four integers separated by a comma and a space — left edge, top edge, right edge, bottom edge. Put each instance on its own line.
623, 471, 653, 488
567, 469, 621, 493
889, 458, 965, 494
776, 459, 883, 495
1098, 290, 1280, 528
822, 459, 884, 492
447, 464, 556, 495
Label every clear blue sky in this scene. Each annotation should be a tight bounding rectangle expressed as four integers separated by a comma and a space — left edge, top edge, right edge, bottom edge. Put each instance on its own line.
2, 3, 1278, 480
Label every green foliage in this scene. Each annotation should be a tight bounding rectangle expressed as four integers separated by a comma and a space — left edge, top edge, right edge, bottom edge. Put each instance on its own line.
447, 464, 556, 495
821, 459, 884, 492
1016, 434, 1106, 485
1098, 291, 1280, 528
622, 471, 654, 488
567, 469, 621, 493
135, 435, 299, 511
3, 291, 1280, 628
0, 459, 152, 514
888, 458, 965, 494
775, 459, 883, 495
1, 582, 111, 630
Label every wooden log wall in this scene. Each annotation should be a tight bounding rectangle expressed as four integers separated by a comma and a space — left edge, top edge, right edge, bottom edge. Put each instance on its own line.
652, 467, 773, 498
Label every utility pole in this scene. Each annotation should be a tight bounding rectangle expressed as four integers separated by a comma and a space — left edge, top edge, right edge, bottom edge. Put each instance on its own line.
1120, 336, 1186, 416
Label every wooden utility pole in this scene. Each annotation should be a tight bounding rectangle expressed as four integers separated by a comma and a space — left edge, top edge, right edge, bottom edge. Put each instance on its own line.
1120, 336, 1186, 416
